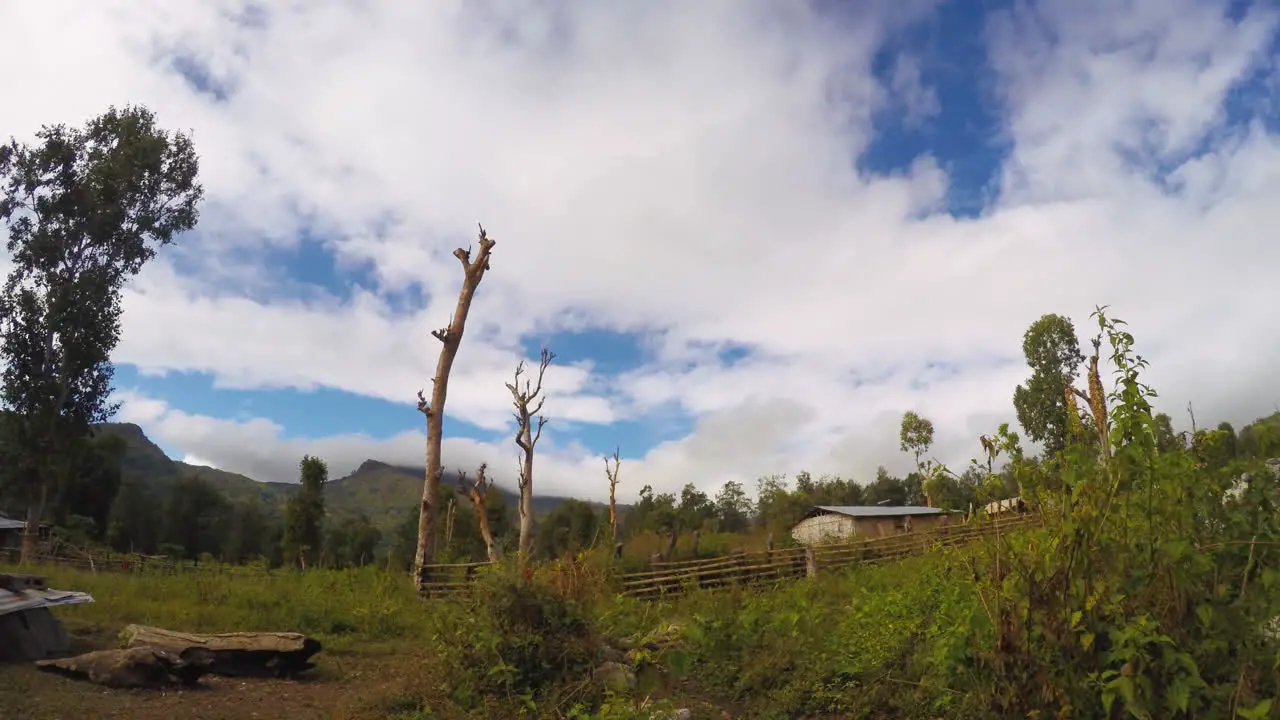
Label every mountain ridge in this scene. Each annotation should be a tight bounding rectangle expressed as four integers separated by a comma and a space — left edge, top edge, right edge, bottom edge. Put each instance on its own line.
93, 422, 598, 534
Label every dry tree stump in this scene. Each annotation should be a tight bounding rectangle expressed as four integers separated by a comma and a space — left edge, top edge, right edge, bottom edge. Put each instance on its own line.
118, 624, 323, 678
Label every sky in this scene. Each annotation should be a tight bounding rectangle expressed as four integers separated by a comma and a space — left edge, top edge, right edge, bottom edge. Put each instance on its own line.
1, 0, 1278, 502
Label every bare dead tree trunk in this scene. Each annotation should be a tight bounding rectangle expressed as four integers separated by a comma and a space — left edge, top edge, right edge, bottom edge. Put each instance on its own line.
604, 447, 621, 543
20, 480, 48, 566
460, 464, 501, 563
662, 529, 678, 562
413, 225, 496, 591
507, 347, 554, 567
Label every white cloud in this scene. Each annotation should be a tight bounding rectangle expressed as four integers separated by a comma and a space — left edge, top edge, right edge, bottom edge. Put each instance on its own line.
180, 454, 219, 470
6, 0, 1280, 501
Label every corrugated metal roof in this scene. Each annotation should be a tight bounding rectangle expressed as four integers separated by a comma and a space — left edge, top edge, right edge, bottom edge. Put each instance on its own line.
0, 517, 26, 531
810, 505, 947, 518
0, 588, 95, 617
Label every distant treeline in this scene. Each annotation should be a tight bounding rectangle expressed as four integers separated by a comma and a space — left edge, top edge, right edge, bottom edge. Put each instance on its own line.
3, 407, 1276, 570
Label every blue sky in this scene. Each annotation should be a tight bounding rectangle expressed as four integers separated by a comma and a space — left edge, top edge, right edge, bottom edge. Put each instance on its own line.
4, 0, 1279, 498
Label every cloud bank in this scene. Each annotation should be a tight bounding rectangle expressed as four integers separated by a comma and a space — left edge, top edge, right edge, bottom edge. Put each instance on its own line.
2, 0, 1278, 500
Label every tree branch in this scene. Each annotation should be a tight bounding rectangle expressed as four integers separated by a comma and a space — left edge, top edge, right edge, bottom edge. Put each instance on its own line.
453, 246, 471, 269
529, 395, 547, 418
530, 347, 554, 400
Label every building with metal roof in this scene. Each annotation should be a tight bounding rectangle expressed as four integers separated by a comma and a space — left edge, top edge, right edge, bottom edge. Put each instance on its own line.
790, 505, 961, 545
0, 512, 26, 553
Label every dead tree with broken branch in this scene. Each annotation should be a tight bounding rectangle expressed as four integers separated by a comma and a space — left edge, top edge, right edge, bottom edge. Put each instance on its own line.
507, 347, 554, 565
604, 447, 622, 543
1065, 336, 1111, 462
413, 225, 496, 590
458, 463, 501, 563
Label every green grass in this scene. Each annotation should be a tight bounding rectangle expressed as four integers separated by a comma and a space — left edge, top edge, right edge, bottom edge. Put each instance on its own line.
4, 550, 963, 718
2, 562, 431, 652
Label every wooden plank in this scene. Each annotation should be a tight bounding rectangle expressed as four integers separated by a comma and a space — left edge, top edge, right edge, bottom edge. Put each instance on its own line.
0, 573, 46, 591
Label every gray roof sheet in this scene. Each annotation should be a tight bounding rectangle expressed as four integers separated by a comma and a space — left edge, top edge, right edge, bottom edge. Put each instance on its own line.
810, 505, 947, 518
0, 517, 25, 531
0, 587, 95, 617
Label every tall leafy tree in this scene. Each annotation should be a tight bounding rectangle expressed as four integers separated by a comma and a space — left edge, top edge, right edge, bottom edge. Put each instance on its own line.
282, 455, 327, 568
160, 474, 231, 561
47, 432, 126, 537
713, 480, 754, 533
1153, 412, 1181, 454
626, 485, 678, 534
223, 495, 271, 564
864, 466, 914, 506
1012, 314, 1085, 458
536, 498, 600, 559
899, 411, 937, 506
105, 477, 161, 554
322, 513, 382, 568
0, 105, 201, 561
677, 483, 716, 531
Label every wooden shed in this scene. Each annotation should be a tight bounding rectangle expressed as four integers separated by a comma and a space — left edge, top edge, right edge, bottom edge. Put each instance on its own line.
790, 505, 956, 545
0, 513, 25, 551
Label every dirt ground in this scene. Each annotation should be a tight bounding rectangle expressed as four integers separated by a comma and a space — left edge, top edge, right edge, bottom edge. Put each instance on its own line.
0, 627, 739, 720
0, 629, 437, 720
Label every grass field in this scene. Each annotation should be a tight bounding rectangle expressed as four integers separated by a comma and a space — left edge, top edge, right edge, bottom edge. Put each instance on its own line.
0, 563, 454, 719
0, 551, 959, 719
7, 467, 1279, 720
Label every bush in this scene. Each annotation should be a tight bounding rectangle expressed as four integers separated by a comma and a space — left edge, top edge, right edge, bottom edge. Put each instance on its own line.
436, 567, 599, 709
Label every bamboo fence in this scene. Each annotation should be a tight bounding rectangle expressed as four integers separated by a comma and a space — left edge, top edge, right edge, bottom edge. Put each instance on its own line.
0, 545, 181, 574
3, 514, 1044, 602
417, 559, 496, 597
617, 513, 1044, 600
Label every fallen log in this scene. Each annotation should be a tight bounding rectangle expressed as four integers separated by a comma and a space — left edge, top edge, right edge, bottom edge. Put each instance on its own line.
119, 624, 322, 678
35, 646, 213, 688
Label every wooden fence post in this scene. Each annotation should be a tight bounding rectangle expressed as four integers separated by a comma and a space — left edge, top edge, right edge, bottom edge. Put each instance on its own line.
765, 533, 775, 579
804, 546, 817, 578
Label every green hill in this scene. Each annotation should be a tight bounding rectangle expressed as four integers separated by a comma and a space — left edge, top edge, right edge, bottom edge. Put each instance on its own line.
93, 423, 597, 535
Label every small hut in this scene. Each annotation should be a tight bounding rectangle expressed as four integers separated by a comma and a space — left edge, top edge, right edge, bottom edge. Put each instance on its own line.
982, 496, 1026, 517
0, 512, 25, 550
790, 505, 957, 545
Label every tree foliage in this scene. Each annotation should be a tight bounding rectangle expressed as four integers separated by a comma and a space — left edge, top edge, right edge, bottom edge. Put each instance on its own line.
1012, 313, 1085, 457
282, 455, 327, 568
713, 480, 754, 533
160, 474, 230, 562
900, 410, 938, 505
0, 105, 201, 558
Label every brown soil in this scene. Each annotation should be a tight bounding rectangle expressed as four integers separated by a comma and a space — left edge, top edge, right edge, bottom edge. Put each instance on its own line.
0, 627, 742, 719
0, 629, 438, 720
